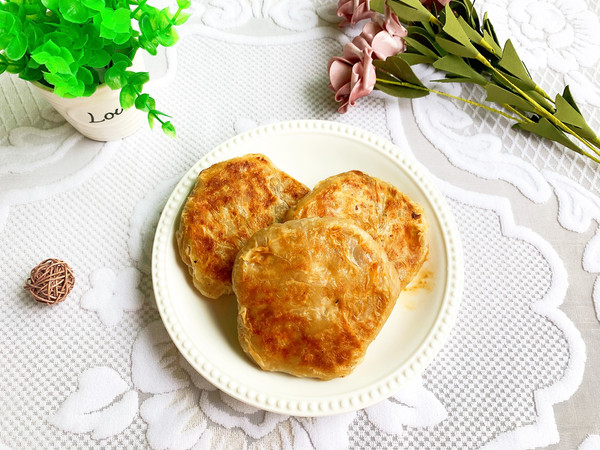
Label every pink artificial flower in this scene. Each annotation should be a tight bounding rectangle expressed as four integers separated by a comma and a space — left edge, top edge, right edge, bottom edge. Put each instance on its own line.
337, 0, 375, 27
328, 41, 377, 113
353, 10, 407, 60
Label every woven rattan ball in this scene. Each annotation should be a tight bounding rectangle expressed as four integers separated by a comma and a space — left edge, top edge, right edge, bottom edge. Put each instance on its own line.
24, 258, 75, 305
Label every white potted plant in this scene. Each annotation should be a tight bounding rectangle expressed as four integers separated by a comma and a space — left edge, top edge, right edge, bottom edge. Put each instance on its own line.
0, 0, 191, 140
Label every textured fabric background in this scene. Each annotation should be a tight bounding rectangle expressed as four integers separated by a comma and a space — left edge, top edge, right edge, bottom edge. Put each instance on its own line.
1, 1, 598, 448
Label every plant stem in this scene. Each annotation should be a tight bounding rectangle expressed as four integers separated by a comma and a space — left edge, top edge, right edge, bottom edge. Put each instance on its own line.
376, 78, 522, 121
504, 104, 534, 123
476, 54, 600, 157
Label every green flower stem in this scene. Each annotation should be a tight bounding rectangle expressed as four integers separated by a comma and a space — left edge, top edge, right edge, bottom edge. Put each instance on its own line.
130, 83, 168, 127
503, 104, 534, 124
534, 84, 554, 103
376, 78, 522, 122
429, 15, 443, 28
476, 54, 600, 157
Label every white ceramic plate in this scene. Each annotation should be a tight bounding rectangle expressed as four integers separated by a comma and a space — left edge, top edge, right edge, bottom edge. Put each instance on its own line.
152, 120, 463, 417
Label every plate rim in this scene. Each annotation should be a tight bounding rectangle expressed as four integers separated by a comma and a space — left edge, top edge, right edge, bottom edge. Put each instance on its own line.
152, 119, 464, 416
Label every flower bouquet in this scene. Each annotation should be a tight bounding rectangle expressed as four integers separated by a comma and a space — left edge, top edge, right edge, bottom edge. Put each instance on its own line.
0, 0, 191, 139
329, 0, 600, 164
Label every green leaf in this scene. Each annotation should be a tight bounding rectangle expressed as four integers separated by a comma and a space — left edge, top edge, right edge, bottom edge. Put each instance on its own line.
483, 30, 503, 57
374, 81, 429, 99
83, 82, 97, 97
148, 112, 155, 129
435, 36, 480, 59
176, 0, 191, 9
174, 12, 191, 26
433, 55, 488, 85
433, 77, 479, 84
44, 72, 85, 97
113, 31, 132, 45
18, 66, 44, 81
451, 0, 479, 30
527, 89, 554, 113
374, 55, 425, 86
85, 49, 111, 67
32, 40, 75, 74
0, 10, 16, 33
139, 13, 156, 39
104, 65, 126, 89
387, 0, 434, 23
561, 86, 581, 114
514, 118, 587, 155
77, 66, 94, 85
134, 92, 150, 111
59, 0, 91, 24
157, 8, 172, 29
111, 52, 133, 67
6, 32, 28, 60
484, 84, 537, 113
403, 36, 440, 59
397, 53, 436, 65
441, 4, 476, 49
369, 0, 385, 14
482, 13, 501, 47
138, 35, 158, 55
497, 39, 533, 85
156, 28, 177, 47
161, 120, 176, 138
41, 0, 60, 10
457, 16, 483, 45
119, 84, 136, 109
81, 0, 104, 11
491, 70, 536, 91
112, 8, 132, 33
555, 93, 597, 141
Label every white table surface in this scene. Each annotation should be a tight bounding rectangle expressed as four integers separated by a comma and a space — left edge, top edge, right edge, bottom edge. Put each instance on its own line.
1, 0, 599, 448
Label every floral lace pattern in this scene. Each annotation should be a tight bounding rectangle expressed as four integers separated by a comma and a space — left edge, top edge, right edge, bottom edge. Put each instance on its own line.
0, 0, 596, 448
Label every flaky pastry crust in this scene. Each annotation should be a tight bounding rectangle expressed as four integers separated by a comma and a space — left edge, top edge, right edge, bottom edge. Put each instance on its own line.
176, 154, 309, 299
286, 170, 428, 288
233, 217, 402, 380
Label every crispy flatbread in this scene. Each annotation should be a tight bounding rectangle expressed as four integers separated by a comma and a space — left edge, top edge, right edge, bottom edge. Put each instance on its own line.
233, 217, 402, 380
177, 154, 309, 299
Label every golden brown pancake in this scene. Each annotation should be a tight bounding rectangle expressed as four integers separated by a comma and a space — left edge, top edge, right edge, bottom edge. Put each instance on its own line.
285, 170, 428, 288
176, 154, 309, 299
233, 217, 402, 380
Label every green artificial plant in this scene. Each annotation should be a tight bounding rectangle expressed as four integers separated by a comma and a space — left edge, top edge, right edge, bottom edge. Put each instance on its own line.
369, 0, 600, 163
0, 0, 191, 136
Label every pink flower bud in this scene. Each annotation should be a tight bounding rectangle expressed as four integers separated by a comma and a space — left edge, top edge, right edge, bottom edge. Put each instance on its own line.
328, 43, 377, 113
358, 11, 407, 60
337, 0, 375, 27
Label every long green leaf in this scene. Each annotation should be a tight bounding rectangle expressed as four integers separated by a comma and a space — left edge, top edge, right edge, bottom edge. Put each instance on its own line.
442, 4, 477, 49
397, 53, 436, 65
514, 119, 587, 155
484, 84, 537, 113
561, 86, 581, 114
555, 94, 597, 140
498, 39, 533, 85
483, 30, 503, 57
404, 36, 440, 59
374, 55, 425, 86
435, 36, 480, 59
433, 54, 488, 85
370, 0, 385, 14
387, 0, 433, 22
375, 81, 429, 99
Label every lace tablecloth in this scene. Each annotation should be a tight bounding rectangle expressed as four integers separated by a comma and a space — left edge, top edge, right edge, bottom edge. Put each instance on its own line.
1, 1, 599, 448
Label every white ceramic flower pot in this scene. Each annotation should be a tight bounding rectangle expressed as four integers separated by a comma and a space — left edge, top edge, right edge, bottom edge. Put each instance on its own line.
31, 56, 146, 142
